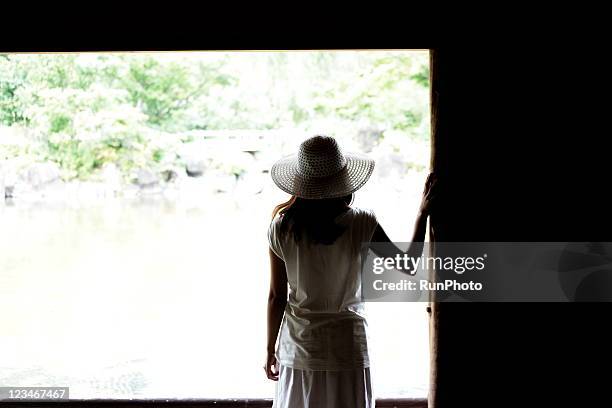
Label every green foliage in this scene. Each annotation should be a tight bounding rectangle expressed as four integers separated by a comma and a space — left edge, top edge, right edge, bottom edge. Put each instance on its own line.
410, 67, 429, 88
0, 51, 430, 181
308, 53, 430, 138
114, 56, 234, 130
0, 55, 28, 125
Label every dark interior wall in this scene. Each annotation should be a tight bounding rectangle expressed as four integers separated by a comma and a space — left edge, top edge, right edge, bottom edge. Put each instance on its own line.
429, 47, 611, 407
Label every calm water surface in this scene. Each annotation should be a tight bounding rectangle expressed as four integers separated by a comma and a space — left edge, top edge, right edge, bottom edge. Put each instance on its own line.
0, 177, 429, 398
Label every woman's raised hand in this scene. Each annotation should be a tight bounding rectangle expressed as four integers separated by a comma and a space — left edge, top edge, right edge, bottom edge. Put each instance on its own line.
419, 172, 438, 215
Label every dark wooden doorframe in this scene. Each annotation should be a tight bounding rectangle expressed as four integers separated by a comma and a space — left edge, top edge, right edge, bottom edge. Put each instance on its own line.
427, 47, 439, 408
0, 398, 427, 407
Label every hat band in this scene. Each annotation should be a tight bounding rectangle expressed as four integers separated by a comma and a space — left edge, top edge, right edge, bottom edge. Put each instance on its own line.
297, 159, 348, 179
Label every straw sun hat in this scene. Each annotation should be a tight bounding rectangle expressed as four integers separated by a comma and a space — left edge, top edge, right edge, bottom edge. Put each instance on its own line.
271, 135, 375, 199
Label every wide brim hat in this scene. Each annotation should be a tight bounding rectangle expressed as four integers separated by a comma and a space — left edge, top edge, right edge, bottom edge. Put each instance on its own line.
271, 135, 375, 199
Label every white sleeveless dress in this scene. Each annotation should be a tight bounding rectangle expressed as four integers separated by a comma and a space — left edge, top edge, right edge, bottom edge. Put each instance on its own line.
268, 207, 378, 408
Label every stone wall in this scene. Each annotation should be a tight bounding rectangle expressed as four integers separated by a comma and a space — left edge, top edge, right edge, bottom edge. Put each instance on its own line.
2, 129, 429, 206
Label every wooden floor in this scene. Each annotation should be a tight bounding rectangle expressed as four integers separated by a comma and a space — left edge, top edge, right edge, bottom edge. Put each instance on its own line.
0, 398, 427, 407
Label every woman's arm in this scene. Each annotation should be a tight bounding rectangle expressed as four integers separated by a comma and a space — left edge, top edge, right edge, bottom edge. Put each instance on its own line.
264, 248, 287, 381
370, 173, 438, 266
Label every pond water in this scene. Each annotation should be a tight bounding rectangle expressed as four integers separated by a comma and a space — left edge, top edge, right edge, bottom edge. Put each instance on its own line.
0, 168, 430, 399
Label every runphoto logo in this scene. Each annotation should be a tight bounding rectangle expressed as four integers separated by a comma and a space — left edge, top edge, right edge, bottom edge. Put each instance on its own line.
372, 253, 487, 275
363, 242, 612, 302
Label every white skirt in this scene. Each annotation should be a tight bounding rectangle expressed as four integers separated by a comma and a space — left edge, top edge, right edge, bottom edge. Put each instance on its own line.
272, 365, 374, 408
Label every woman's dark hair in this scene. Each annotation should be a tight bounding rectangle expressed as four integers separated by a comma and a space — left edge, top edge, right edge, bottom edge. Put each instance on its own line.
272, 194, 353, 245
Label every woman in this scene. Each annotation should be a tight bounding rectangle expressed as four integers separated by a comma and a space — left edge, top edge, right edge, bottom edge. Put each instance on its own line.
265, 135, 436, 408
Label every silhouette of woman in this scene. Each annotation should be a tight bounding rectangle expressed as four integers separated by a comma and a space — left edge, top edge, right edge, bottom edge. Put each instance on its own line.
265, 135, 436, 408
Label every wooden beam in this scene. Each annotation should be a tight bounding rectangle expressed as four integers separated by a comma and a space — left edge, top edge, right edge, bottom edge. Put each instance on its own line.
0, 398, 428, 408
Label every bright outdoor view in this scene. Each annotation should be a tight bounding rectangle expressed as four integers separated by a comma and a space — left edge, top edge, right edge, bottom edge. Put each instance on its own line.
0, 50, 430, 398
